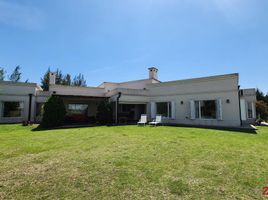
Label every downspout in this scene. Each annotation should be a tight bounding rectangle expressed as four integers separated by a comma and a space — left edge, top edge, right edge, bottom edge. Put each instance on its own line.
28, 94, 33, 122
238, 85, 242, 126
115, 92, 122, 124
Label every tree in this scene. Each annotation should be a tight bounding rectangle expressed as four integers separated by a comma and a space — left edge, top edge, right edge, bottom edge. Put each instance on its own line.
9, 65, 21, 82
42, 96, 66, 128
256, 101, 268, 120
0, 67, 5, 81
72, 73, 87, 87
55, 69, 63, 85
62, 74, 71, 86
96, 101, 113, 124
41, 68, 50, 91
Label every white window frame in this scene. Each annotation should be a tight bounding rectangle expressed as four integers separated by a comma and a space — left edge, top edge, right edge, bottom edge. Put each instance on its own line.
192, 99, 220, 120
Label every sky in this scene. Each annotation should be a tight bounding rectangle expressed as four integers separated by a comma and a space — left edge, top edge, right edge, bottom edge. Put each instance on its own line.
0, 0, 267, 92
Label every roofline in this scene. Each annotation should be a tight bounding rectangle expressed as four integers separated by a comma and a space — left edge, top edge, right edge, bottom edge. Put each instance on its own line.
98, 78, 161, 87
148, 73, 239, 86
0, 80, 39, 87
49, 84, 104, 90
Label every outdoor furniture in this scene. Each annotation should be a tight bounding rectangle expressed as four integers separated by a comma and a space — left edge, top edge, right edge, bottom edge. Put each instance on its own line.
137, 114, 147, 126
149, 115, 162, 126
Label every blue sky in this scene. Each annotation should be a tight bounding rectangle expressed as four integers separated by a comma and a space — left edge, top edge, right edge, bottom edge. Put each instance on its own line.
0, 0, 267, 92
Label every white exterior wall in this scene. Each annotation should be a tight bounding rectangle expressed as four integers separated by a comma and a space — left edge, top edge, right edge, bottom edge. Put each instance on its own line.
50, 85, 105, 97
148, 91, 240, 127
0, 82, 40, 123
146, 74, 241, 127
240, 88, 256, 123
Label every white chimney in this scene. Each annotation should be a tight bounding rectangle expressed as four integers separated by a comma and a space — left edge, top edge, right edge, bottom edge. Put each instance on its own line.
148, 67, 158, 80
49, 72, 56, 85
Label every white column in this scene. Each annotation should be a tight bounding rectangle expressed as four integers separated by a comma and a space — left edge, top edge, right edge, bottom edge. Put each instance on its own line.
190, 100, 195, 120
240, 99, 246, 121
150, 102, 156, 119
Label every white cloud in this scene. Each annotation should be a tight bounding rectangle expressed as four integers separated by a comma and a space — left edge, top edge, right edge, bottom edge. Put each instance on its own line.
0, 0, 46, 30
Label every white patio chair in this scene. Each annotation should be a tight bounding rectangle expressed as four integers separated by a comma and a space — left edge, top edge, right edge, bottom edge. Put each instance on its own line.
149, 115, 162, 126
137, 114, 147, 126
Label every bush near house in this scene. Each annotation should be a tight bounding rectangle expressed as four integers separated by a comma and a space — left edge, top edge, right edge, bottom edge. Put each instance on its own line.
42, 96, 66, 128
96, 100, 113, 124
256, 100, 268, 121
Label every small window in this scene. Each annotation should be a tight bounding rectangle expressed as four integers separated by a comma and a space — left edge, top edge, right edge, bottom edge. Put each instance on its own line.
247, 102, 253, 119
3, 102, 23, 117
121, 104, 134, 113
156, 102, 171, 118
194, 100, 217, 119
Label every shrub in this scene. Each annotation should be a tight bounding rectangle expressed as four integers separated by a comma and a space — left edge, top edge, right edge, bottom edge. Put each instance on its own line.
96, 101, 113, 125
42, 96, 66, 128
256, 100, 268, 121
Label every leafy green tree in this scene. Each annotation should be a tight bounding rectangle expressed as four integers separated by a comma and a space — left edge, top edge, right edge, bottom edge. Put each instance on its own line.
256, 100, 268, 120
42, 96, 66, 128
256, 88, 268, 120
96, 101, 113, 124
9, 65, 21, 82
72, 73, 87, 87
0, 67, 5, 81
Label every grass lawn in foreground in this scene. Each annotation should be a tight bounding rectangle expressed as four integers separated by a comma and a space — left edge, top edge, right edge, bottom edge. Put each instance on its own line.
0, 124, 268, 199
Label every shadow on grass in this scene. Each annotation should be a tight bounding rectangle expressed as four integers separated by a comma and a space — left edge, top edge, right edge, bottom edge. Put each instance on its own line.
31, 123, 117, 132
165, 124, 257, 134
31, 123, 257, 134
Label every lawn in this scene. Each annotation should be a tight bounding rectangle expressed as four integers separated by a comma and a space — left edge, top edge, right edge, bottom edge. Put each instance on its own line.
0, 125, 268, 199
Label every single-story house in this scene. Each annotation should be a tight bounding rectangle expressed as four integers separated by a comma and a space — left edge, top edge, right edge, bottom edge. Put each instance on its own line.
0, 67, 256, 127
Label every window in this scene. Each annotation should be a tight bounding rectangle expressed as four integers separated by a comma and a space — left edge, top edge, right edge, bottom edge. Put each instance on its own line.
67, 104, 88, 115
247, 102, 253, 119
156, 102, 171, 118
36, 103, 44, 117
121, 104, 134, 113
194, 100, 217, 119
3, 102, 23, 117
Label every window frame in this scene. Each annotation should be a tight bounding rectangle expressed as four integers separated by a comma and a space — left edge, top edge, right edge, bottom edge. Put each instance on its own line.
156, 102, 172, 118
2, 101, 24, 118
247, 102, 253, 119
194, 100, 218, 120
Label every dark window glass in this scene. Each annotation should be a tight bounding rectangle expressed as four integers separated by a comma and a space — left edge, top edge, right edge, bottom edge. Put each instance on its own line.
247, 102, 253, 118
156, 102, 170, 117
121, 104, 134, 112
200, 100, 217, 119
195, 101, 200, 118
3, 102, 23, 117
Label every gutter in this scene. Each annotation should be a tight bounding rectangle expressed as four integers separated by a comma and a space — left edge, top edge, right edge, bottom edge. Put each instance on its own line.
28, 94, 33, 122
238, 85, 242, 126
115, 92, 122, 124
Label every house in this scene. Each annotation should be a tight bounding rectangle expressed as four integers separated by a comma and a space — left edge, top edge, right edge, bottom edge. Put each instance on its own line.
0, 67, 256, 127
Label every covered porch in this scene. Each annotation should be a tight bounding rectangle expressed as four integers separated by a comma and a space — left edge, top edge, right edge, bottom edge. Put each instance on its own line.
117, 103, 147, 123
57, 95, 106, 124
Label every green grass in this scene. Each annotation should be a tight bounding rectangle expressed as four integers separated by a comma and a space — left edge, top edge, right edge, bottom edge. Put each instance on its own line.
0, 125, 268, 199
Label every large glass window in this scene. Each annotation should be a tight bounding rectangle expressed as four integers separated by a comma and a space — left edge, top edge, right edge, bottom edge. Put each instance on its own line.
67, 104, 88, 115
247, 102, 253, 119
195, 100, 217, 119
3, 102, 23, 117
156, 102, 171, 118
